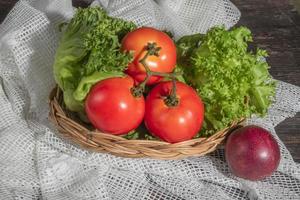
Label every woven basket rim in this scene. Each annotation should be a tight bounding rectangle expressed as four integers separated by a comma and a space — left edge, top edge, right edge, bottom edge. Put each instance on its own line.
48, 87, 244, 159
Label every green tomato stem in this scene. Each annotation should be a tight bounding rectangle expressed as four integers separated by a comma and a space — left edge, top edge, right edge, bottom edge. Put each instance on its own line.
164, 74, 179, 107
131, 42, 179, 106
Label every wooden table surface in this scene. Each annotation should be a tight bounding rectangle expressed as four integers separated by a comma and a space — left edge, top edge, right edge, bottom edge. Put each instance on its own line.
1, 0, 299, 161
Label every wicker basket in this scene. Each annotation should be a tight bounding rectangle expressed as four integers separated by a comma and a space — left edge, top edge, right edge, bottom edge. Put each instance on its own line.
49, 87, 244, 159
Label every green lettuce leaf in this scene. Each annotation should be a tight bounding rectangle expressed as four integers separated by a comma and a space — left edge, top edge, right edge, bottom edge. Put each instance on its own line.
176, 26, 276, 136
53, 7, 136, 112
73, 71, 124, 101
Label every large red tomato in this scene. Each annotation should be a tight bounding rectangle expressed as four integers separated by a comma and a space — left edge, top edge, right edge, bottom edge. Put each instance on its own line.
85, 76, 145, 135
121, 27, 176, 85
144, 81, 204, 143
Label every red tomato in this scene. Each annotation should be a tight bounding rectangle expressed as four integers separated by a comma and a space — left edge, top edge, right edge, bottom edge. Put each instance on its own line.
144, 81, 204, 143
85, 76, 145, 135
121, 27, 176, 85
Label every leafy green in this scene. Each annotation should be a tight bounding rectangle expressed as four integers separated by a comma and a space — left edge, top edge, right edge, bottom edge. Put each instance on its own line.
123, 123, 156, 140
73, 71, 124, 101
176, 26, 276, 136
53, 7, 136, 112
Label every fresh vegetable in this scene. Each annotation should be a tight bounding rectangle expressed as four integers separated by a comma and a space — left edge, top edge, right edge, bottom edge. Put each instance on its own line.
225, 125, 280, 181
53, 6, 277, 145
85, 76, 145, 135
53, 7, 136, 112
176, 26, 276, 136
122, 27, 177, 85
144, 81, 204, 143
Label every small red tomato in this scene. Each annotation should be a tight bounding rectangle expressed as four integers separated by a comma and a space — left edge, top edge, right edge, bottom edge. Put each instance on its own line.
144, 81, 204, 143
121, 27, 176, 85
85, 76, 145, 135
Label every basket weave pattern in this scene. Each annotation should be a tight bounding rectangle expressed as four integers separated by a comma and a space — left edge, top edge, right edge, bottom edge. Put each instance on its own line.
49, 87, 244, 159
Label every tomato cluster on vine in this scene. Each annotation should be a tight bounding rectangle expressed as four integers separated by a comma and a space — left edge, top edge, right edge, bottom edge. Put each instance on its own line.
85, 27, 204, 143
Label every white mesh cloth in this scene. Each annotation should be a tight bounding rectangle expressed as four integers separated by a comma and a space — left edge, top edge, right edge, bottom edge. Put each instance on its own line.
0, 0, 299, 199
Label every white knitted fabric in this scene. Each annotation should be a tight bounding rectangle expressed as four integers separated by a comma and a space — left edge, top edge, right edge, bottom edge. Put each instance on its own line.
0, 0, 299, 199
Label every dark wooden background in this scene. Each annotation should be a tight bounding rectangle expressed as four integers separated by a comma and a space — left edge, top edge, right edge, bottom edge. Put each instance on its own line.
0, 0, 299, 161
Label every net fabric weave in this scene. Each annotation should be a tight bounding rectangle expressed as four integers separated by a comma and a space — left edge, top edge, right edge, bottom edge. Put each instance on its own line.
95, 0, 241, 39
0, 0, 299, 199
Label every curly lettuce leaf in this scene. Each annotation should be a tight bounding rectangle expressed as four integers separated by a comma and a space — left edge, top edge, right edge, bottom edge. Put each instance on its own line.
177, 26, 276, 136
53, 7, 136, 112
